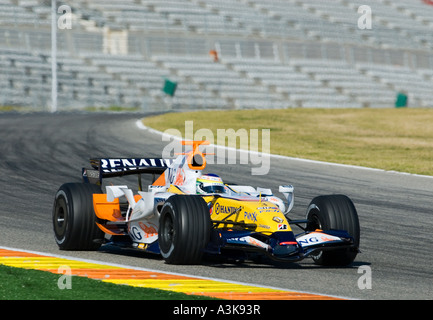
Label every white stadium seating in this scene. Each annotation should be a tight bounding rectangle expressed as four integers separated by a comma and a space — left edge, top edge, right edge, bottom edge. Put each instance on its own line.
1, 0, 433, 110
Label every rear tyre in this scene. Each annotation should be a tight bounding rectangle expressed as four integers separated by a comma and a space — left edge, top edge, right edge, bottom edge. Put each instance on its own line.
53, 183, 104, 250
159, 195, 211, 264
306, 195, 360, 266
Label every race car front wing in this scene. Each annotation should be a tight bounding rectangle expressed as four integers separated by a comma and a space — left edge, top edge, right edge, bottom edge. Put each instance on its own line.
206, 229, 357, 262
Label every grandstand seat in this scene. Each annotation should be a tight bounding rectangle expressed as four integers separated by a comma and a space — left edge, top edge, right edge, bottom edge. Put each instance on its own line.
1, 0, 433, 110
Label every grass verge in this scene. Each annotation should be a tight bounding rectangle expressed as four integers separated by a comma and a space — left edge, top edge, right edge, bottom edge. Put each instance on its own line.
142, 108, 433, 176
0, 265, 214, 300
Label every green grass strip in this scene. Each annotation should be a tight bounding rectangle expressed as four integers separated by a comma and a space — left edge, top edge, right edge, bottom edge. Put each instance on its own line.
0, 265, 215, 300
143, 108, 433, 176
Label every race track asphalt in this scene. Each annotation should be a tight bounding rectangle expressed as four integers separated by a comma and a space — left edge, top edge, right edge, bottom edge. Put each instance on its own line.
1, 112, 432, 300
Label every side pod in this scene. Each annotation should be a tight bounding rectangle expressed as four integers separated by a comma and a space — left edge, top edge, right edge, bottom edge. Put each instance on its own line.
93, 194, 122, 222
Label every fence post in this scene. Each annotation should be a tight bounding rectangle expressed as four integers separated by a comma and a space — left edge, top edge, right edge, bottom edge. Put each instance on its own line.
51, 0, 58, 113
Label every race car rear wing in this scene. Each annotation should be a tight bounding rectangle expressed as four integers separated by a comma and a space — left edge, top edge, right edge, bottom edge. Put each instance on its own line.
82, 141, 209, 187
82, 158, 174, 186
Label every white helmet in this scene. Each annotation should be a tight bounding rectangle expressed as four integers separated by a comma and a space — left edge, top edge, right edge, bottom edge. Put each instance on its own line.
196, 174, 226, 194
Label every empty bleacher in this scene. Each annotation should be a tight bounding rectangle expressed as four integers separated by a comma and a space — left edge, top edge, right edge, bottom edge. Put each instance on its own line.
1, 0, 433, 110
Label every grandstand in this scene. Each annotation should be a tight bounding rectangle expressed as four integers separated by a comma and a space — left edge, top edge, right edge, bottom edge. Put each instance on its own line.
1, 0, 433, 110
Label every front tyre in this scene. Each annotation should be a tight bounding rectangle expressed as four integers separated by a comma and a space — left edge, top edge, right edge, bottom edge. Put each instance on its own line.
53, 183, 103, 250
306, 195, 360, 266
159, 195, 211, 264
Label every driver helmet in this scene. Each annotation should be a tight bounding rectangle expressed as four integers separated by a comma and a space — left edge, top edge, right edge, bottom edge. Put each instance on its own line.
196, 174, 226, 194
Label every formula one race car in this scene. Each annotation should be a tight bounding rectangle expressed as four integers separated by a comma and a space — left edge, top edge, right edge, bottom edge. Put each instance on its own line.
52, 140, 360, 266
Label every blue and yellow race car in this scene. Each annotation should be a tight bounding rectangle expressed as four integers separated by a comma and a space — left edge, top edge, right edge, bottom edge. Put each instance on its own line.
53, 141, 360, 266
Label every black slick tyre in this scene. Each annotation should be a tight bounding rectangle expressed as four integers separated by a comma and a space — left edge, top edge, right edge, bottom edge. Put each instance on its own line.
306, 194, 360, 266
158, 195, 211, 264
53, 183, 104, 250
